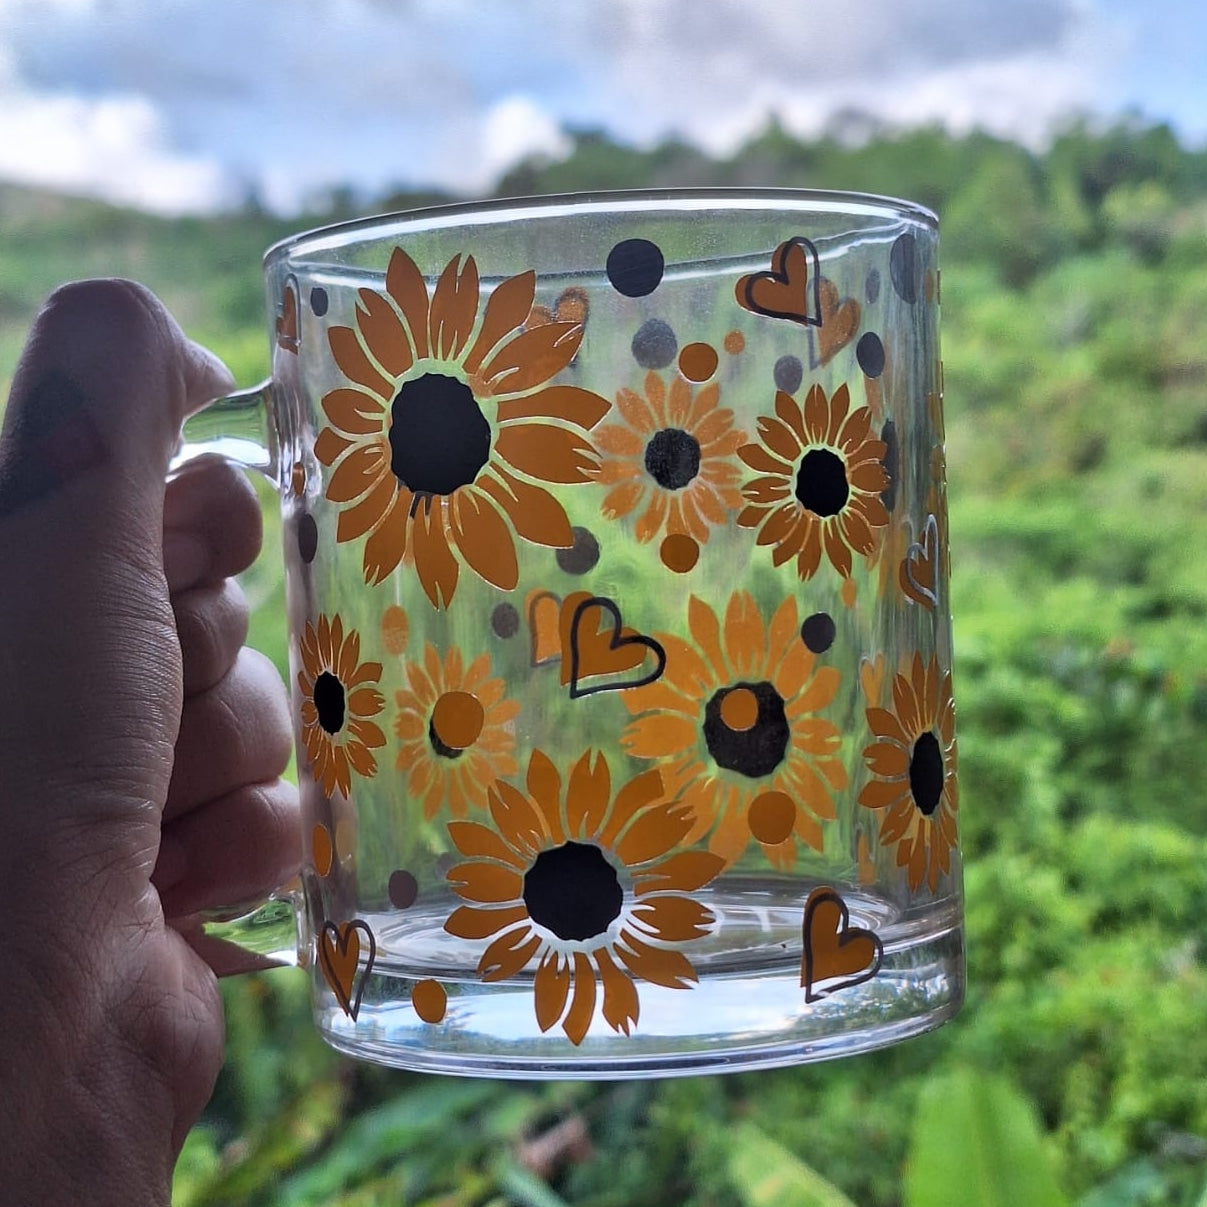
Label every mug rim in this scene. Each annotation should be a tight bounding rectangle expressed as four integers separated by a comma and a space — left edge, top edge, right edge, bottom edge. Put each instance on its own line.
264, 186, 938, 267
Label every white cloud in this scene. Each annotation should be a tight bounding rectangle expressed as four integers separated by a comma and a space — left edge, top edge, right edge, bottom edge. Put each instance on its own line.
0, 49, 232, 213
473, 96, 574, 190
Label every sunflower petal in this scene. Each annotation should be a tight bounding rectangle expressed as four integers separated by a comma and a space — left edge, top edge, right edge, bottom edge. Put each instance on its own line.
687, 595, 728, 683
803, 384, 829, 442
481, 321, 583, 395
362, 492, 410, 584
599, 768, 666, 848
534, 952, 571, 1033
561, 952, 597, 1045
474, 465, 575, 548
385, 246, 430, 359
496, 384, 610, 429
480, 928, 542, 981
565, 749, 611, 840
336, 474, 396, 543
322, 388, 386, 436
774, 389, 807, 443
525, 748, 565, 843
429, 254, 479, 360
621, 713, 697, 761
448, 820, 527, 867
615, 803, 692, 866
602, 479, 645, 519
756, 415, 801, 462
450, 490, 519, 591
328, 326, 394, 399
464, 269, 536, 375
489, 779, 549, 855
326, 442, 389, 504
445, 903, 526, 940
823, 522, 853, 578
448, 860, 524, 904
630, 894, 715, 942
633, 850, 725, 894
356, 288, 413, 378
739, 442, 793, 475
615, 932, 697, 989
616, 386, 657, 435
724, 591, 764, 679
314, 426, 354, 466
859, 778, 911, 810
597, 949, 639, 1036
495, 423, 600, 483
411, 500, 460, 608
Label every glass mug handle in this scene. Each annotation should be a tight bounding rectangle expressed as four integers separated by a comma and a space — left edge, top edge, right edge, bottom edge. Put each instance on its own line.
170, 380, 306, 972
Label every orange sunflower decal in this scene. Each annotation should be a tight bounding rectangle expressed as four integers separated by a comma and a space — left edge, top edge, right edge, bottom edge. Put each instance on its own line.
621, 592, 847, 869
444, 749, 725, 1045
394, 643, 520, 819
315, 248, 610, 607
858, 653, 958, 892
297, 614, 386, 798
737, 384, 890, 582
596, 370, 744, 543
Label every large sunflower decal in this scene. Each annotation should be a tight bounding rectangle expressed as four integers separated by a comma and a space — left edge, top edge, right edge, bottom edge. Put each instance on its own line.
737, 384, 890, 582
394, 643, 520, 819
858, 653, 958, 892
297, 613, 386, 798
315, 248, 610, 607
444, 749, 725, 1045
621, 592, 846, 869
596, 370, 744, 544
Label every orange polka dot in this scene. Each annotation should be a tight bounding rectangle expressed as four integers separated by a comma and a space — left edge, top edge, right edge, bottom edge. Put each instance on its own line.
334, 816, 356, 866
430, 691, 484, 750
723, 329, 746, 355
659, 532, 699, 573
748, 791, 796, 845
720, 686, 759, 732
380, 605, 409, 655
311, 823, 333, 877
412, 979, 448, 1024
841, 577, 858, 609
291, 461, 307, 495
554, 286, 589, 326
678, 342, 719, 383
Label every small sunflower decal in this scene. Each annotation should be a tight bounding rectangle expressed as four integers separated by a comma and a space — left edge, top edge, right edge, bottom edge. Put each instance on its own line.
596, 370, 744, 544
394, 643, 520, 819
858, 653, 958, 892
444, 749, 725, 1045
737, 384, 890, 582
315, 248, 610, 607
297, 614, 386, 797
621, 593, 847, 869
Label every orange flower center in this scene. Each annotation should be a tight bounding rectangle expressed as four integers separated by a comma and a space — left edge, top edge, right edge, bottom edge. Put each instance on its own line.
795, 447, 850, 517
704, 682, 789, 778
313, 671, 346, 734
523, 841, 623, 942
909, 731, 944, 816
644, 427, 701, 490
389, 372, 489, 496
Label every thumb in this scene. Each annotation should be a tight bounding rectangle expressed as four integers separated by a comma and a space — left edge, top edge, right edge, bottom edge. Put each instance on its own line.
0, 280, 235, 882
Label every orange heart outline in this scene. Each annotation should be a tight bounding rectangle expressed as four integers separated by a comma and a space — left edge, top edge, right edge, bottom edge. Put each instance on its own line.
809, 278, 862, 367
317, 919, 377, 1021
735, 236, 822, 326
275, 276, 300, 353
800, 886, 883, 1003
900, 513, 940, 610
567, 595, 666, 699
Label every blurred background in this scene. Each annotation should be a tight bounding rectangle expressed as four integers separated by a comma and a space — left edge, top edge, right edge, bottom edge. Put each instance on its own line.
3, 1, 1207, 1203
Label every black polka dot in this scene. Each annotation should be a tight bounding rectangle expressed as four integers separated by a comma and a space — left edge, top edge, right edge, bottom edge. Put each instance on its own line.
890, 233, 919, 304
606, 238, 664, 297
880, 419, 899, 513
857, 332, 885, 378
298, 513, 318, 564
491, 602, 520, 639
309, 286, 329, 316
865, 269, 881, 305
774, 354, 803, 394
632, 318, 678, 369
556, 527, 600, 575
388, 869, 419, 909
800, 612, 836, 654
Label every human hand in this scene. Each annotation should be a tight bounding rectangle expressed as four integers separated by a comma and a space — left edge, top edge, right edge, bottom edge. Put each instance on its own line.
0, 281, 299, 1206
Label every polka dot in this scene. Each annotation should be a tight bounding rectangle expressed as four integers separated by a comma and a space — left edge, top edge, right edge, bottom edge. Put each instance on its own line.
556, 526, 600, 575
660, 532, 699, 573
856, 332, 885, 379
297, 513, 318, 564
334, 816, 356, 864
748, 791, 797, 845
724, 329, 746, 355
606, 238, 664, 297
412, 979, 448, 1024
631, 318, 678, 370
311, 824, 333, 877
389, 869, 419, 909
491, 602, 520, 639
890, 233, 919, 304
720, 686, 760, 732
555, 286, 589, 325
309, 286, 329, 316
430, 691, 484, 750
381, 605, 409, 655
865, 269, 882, 305
773, 354, 803, 395
678, 342, 718, 383
800, 612, 836, 654
290, 460, 306, 496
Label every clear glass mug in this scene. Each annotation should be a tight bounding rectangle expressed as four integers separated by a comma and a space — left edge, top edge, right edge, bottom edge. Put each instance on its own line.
179, 190, 962, 1077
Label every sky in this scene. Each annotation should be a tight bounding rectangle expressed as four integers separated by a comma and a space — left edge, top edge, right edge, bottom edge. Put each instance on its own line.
0, 0, 1203, 216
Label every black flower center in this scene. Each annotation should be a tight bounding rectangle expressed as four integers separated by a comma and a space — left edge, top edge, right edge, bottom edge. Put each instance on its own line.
703, 681, 790, 779
389, 372, 490, 496
795, 447, 850, 517
428, 718, 464, 760
644, 428, 701, 490
909, 731, 945, 816
523, 841, 623, 942
313, 671, 346, 735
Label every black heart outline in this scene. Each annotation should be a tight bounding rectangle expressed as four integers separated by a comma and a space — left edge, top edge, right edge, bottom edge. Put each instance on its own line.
800, 886, 884, 1004
317, 918, 377, 1021
568, 595, 667, 699
737, 236, 822, 326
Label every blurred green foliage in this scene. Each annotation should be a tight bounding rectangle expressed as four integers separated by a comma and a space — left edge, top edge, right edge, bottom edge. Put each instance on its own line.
3, 114, 1207, 1205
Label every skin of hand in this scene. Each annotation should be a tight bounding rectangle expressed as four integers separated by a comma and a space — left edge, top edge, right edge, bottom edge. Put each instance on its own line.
0, 280, 299, 1205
